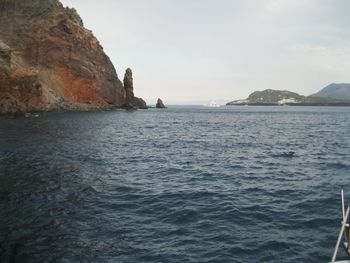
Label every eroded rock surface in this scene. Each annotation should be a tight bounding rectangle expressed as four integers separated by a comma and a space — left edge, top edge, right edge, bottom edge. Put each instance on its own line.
0, 0, 146, 115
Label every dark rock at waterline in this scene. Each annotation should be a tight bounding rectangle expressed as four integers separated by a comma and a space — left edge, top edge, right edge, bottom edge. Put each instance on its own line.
123, 68, 134, 101
156, 98, 166, 108
123, 68, 147, 109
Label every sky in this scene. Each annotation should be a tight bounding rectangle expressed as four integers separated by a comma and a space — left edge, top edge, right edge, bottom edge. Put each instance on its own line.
60, 0, 350, 105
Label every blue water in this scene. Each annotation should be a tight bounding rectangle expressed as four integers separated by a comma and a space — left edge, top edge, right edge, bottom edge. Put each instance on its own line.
0, 106, 350, 262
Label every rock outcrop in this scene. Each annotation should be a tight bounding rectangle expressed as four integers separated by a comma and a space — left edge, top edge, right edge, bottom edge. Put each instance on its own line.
0, 41, 11, 66
123, 68, 147, 109
0, 0, 146, 115
156, 98, 166, 108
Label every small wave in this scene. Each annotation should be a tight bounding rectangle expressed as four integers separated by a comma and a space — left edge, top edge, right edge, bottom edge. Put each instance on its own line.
326, 162, 350, 169
1, 107, 350, 262
24, 113, 40, 118
271, 151, 296, 158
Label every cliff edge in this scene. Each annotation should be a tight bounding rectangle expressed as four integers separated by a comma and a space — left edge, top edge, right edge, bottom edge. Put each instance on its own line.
0, 0, 146, 115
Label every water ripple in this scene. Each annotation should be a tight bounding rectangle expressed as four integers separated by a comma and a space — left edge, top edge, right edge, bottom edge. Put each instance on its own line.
0, 106, 350, 262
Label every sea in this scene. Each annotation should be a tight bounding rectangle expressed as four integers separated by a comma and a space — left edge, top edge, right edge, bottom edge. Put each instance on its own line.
0, 106, 350, 263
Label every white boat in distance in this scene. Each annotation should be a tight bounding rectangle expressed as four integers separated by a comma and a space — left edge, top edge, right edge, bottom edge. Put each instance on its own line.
203, 101, 220, 107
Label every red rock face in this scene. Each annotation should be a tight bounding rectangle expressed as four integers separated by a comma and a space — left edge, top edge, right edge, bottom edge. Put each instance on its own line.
54, 67, 106, 106
0, 0, 145, 114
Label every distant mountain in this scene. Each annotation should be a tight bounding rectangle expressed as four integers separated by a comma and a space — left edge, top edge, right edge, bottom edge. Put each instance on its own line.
226, 89, 350, 106
311, 83, 350, 100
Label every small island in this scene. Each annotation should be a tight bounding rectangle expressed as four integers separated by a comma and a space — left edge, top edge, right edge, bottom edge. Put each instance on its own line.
156, 98, 166, 109
227, 85, 350, 106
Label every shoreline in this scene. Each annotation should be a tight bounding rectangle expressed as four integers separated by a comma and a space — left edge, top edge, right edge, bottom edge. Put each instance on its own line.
226, 103, 350, 107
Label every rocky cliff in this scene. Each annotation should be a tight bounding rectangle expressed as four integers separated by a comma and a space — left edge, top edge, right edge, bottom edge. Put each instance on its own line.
0, 0, 146, 115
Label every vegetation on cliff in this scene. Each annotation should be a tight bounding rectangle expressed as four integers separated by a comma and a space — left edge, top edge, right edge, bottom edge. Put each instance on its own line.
247, 90, 303, 104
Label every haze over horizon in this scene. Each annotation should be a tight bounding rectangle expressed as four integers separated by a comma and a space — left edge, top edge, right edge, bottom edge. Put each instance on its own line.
61, 0, 350, 105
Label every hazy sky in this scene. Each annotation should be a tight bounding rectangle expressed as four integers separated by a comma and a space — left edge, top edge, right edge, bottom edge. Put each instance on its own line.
61, 0, 350, 104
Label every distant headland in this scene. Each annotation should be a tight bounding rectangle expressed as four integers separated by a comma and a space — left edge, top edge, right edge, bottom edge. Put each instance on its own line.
226, 84, 350, 106
0, 0, 147, 115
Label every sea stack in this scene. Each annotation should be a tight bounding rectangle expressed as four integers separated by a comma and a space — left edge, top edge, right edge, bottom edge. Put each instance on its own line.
123, 68, 134, 101
123, 68, 147, 109
0, 0, 146, 115
156, 98, 166, 108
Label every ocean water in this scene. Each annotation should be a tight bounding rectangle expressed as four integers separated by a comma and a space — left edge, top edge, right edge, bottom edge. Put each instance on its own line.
0, 106, 350, 263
